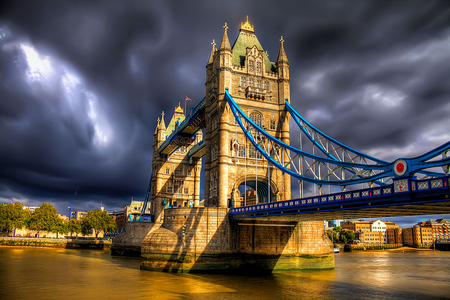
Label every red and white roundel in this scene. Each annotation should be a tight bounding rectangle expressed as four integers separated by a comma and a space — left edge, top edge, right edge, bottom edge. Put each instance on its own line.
394, 159, 407, 176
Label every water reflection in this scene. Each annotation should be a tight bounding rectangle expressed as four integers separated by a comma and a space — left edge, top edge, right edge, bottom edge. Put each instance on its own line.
0, 248, 450, 299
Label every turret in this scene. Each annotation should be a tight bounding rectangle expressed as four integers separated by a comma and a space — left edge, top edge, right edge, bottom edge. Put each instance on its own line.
276, 36, 289, 80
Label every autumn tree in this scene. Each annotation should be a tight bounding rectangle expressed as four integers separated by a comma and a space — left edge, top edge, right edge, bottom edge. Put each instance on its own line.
81, 209, 117, 239
27, 203, 60, 237
67, 219, 82, 238
0, 202, 30, 236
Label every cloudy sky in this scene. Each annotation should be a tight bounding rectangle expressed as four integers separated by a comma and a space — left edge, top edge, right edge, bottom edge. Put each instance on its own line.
1, 1, 449, 226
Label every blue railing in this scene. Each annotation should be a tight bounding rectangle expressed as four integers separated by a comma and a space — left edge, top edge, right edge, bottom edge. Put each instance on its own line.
158, 97, 206, 153
229, 176, 450, 216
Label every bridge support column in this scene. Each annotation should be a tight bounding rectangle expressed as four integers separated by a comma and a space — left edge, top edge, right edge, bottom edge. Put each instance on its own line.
140, 208, 335, 273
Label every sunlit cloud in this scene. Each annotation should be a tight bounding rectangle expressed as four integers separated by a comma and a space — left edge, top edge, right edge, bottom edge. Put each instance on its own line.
363, 84, 406, 108
19, 41, 113, 148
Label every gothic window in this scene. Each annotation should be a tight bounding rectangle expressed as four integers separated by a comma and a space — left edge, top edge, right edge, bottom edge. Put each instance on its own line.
240, 76, 247, 87
256, 80, 262, 89
212, 144, 218, 161
238, 145, 246, 158
250, 111, 263, 127
264, 81, 270, 91
256, 61, 262, 72
248, 145, 262, 159
270, 120, 276, 130
249, 78, 254, 87
249, 60, 254, 71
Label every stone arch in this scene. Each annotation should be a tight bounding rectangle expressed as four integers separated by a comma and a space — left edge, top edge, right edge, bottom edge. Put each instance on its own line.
230, 175, 280, 205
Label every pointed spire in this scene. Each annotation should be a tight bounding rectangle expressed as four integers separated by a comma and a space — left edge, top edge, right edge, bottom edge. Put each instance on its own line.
160, 111, 166, 130
219, 22, 231, 50
208, 39, 216, 64
277, 36, 289, 64
154, 117, 160, 134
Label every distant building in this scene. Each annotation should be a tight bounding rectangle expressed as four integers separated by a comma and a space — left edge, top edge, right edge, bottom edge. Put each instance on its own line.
427, 219, 450, 242
386, 228, 403, 244
70, 211, 87, 220
342, 220, 373, 233
355, 231, 384, 244
109, 210, 125, 233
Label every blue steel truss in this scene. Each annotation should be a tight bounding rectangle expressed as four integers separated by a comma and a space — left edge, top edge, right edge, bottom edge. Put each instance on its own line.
225, 89, 450, 189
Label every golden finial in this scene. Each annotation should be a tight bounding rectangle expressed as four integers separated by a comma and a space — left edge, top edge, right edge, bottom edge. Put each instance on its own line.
211, 39, 216, 48
175, 102, 184, 114
157, 117, 160, 125
240, 15, 255, 33
280, 36, 284, 45
223, 22, 228, 33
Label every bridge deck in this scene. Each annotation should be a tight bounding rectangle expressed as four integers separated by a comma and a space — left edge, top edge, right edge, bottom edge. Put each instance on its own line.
229, 176, 450, 221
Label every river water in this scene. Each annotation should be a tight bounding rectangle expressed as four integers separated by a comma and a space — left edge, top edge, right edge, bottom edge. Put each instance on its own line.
1, 248, 449, 299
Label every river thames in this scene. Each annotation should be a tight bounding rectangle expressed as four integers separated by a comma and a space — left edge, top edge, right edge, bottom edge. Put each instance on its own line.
1, 248, 449, 299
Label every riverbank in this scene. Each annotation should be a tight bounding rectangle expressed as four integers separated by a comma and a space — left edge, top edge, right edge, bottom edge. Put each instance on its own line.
0, 237, 111, 250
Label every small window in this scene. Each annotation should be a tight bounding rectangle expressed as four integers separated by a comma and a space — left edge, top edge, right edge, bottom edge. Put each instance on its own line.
241, 76, 247, 87
256, 80, 262, 88
256, 61, 262, 72
175, 168, 183, 176
187, 169, 192, 176
184, 188, 189, 194
238, 145, 245, 158
264, 82, 270, 91
165, 168, 170, 175
166, 187, 173, 193
249, 78, 254, 87
270, 120, 276, 130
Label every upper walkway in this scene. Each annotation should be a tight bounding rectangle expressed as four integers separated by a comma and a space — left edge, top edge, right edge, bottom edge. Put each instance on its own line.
158, 97, 206, 155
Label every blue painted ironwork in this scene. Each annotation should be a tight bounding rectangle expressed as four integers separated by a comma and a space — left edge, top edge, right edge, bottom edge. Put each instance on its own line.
229, 175, 450, 218
225, 89, 450, 187
158, 97, 206, 155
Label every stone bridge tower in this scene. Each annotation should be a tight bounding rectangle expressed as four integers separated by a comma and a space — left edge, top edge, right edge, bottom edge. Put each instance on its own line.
151, 104, 202, 224
204, 17, 291, 208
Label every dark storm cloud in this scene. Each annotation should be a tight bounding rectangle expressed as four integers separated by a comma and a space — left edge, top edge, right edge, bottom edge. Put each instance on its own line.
0, 0, 449, 223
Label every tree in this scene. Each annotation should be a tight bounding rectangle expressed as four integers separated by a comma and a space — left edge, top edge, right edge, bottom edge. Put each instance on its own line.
339, 229, 355, 243
81, 209, 117, 239
27, 203, 60, 237
67, 219, 82, 238
53, 218, 68, 239
0, 202, 30, 236
326, 229, 338, 242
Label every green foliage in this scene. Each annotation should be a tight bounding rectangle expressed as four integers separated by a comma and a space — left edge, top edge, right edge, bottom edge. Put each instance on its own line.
326, 229, 338, 242
0, 202, 30, 235
68, 219, 82, 237
81, 209, 117, 239
333, 226, 342, 233
27, 203, 61, 235
339, 229, 355, 243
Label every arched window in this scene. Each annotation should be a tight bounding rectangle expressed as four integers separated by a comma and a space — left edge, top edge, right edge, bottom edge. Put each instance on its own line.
250, 111, 263, 127
249, 60, 254, 71
256, 61, 262, 72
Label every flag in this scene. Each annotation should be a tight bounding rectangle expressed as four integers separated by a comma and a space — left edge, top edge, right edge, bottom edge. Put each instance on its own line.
186, 96, 192, 101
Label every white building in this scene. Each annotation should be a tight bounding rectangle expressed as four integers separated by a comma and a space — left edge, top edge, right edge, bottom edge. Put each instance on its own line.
371, 220, 387, 243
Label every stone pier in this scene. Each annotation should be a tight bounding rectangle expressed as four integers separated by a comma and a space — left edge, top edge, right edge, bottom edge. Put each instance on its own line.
140, 207, 334, 273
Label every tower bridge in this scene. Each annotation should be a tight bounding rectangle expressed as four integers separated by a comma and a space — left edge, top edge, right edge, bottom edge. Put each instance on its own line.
113, 17, 450, 273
